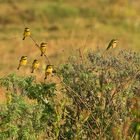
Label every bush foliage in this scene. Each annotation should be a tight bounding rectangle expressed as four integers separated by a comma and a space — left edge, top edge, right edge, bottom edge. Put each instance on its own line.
0, 50, 140, 140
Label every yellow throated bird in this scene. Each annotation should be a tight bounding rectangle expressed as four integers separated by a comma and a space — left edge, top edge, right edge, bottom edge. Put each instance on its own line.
31, 59, 40, 73
17, 56, 27, 70
23, 27, 31, 40
40, 42, 47, 56
106, 39, 117, 50
44, 65, 53, 79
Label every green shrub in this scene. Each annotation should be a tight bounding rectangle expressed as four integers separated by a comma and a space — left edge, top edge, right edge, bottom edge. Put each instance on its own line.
58, 50, 140, 139
0, 74, 59, 140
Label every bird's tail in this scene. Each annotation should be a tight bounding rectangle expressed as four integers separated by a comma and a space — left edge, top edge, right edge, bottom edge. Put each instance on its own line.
41, 53, 43, 56
106, 47, 109, 51
31, 68, 34, 73
23, 36, 25, 40
17, 65, 20, 70
44, 74, 48, 80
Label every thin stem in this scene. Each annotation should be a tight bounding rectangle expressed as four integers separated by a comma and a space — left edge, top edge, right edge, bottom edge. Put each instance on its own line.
83, 34, 90, 51
30, 36, 39, 48
29, 36, 51, 64
87, 120, 98, 137
78, 48, 84, 63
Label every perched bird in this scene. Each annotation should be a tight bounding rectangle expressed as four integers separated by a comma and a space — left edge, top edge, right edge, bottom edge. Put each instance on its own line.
40, 42, 47, 56
31, 59, 40, 73
106, 39, 117, 50
23, 27, 31, 40
17, 56, 27, 70
44, 65, 53, 79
